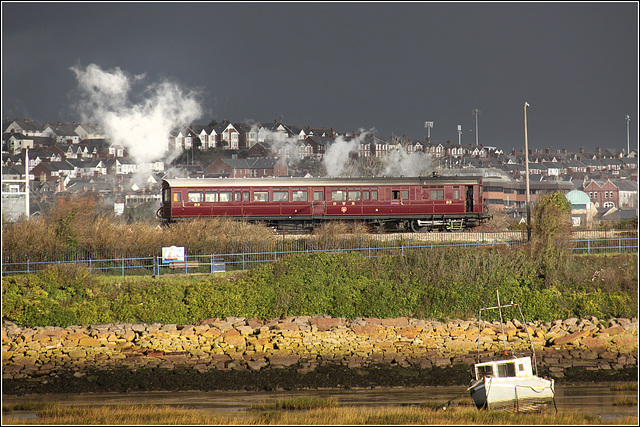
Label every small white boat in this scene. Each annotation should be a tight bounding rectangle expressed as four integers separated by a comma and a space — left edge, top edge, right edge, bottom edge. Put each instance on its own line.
468, 291, 555, 412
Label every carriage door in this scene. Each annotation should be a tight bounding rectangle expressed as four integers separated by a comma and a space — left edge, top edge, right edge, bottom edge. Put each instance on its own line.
466, 185, 474, 213
312, 189, 325, 217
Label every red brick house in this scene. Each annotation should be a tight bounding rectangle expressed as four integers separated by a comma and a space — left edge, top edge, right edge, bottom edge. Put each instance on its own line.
583, 179, 619, 209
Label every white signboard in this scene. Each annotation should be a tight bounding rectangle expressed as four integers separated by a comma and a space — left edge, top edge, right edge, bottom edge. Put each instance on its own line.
162, 246, 184, 263
114, 203, 125, 215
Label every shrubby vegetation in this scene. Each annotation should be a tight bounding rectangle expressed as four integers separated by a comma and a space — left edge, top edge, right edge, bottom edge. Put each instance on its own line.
2, 191, 637, 327
2, 248, 636, 327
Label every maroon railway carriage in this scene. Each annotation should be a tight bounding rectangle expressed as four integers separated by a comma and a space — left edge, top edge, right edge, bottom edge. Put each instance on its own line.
159, 176, 490, 232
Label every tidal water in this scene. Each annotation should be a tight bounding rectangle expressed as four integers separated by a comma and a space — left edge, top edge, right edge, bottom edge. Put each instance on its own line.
2, 383, 637, 423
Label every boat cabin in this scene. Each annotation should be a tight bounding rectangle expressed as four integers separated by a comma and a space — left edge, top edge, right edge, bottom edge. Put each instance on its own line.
474, 356, 534, 380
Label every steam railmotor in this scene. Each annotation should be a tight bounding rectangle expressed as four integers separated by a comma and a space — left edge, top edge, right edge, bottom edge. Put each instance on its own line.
158, 176, 490, 232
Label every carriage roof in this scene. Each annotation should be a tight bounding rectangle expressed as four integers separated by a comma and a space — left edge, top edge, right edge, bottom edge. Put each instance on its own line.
163, 176, 483, 188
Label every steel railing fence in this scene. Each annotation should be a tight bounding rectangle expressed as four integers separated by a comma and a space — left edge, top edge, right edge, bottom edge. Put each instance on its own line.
2, 232, 637, 277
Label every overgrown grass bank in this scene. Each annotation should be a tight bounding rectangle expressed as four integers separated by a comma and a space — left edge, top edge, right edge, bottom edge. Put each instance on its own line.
2, 247, 636, 327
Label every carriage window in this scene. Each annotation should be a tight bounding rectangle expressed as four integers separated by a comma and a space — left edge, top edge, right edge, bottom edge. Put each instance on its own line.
234, 192, 242, 201
332, 190, 347, 201
454, 188, 460, 199
430, 189, 444, 200
292, 191, 308, 202
274, 191, 289, 201
173, 192, 181, 202
163, 189, 170, 202
188, 192, 203, 202
314, 191, 323, 201
371, 190, 377, 200
392, 190, 400, 200
497, 363, 516, 377
402, 190, 409, 200
243, 192, 250, 201
477, 365, 494, 378
518, 363, 525, 372
348, 191, 361, 201
363, 191, 370, 200
205, 192, 218, 202
253, 191, 269, 202
219, 192, 232, 202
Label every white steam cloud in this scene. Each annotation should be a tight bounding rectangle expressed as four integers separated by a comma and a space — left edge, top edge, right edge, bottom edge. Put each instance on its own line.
322, 133, 364, 177
70, 64, 203, 164
381, 147, 433, 177
322, 130, 434, 177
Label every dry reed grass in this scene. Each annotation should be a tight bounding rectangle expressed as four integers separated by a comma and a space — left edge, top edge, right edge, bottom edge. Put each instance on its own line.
2, 403, 634, 425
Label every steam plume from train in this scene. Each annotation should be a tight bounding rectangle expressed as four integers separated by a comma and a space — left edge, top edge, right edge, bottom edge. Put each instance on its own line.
70, 63, 204, 165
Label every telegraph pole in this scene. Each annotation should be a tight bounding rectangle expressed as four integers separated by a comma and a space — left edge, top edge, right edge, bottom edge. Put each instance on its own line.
524, 102, 531, 242
472, 109, 481, 145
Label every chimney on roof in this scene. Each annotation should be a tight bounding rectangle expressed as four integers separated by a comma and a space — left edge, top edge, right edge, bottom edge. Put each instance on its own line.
579, 147, 584, 154
561, 148, 567, 154
600, 171, 604, 179
545, 148, 550, 154
596, 147, 601, 154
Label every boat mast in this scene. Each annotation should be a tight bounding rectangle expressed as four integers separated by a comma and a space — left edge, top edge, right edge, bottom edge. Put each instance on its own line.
496, 290, 508, 354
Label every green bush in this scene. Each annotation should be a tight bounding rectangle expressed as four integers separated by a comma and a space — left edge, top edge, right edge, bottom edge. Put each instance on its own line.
2, 249, 637, 327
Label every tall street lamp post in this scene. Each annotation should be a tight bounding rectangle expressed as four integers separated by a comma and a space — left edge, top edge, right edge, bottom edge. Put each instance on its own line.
626, 115, 630, 155
524, 102, 531, 242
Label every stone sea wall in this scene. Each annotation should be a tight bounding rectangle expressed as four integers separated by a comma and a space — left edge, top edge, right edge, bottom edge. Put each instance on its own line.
2, 316, 637, 388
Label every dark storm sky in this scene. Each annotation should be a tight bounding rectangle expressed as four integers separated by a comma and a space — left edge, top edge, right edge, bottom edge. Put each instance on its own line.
2, 2, 638, 154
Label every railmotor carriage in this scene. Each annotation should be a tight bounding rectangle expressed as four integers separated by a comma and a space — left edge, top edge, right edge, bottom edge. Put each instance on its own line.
158, 176, 490, 232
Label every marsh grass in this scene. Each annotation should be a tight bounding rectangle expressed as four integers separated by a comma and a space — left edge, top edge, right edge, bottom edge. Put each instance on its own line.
247, 397, 339, 411
611, 382, 638, 391
2, 403, 636, 425
613, 397, 638, 406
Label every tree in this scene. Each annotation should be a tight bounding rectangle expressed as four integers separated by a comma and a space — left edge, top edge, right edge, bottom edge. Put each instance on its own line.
531, 192, 573, 286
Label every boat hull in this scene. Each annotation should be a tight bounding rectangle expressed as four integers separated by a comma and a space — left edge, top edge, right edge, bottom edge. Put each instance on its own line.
470, 376, 555, 412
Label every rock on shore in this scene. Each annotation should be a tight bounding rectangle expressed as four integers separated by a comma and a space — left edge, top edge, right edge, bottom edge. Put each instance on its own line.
2, 316, 637, 394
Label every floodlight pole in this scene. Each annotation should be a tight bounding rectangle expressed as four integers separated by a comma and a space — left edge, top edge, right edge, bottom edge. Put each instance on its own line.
424, 121, 433, 141
524, 102, 531, 242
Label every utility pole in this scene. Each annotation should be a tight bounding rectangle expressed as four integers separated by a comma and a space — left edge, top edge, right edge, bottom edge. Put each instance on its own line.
472, 109, 481, 145
524, 102, 531, 242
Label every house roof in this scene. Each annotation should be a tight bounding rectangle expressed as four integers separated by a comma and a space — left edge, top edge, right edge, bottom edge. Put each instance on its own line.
45, 123, 80, 137
4, 119, 45, 133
